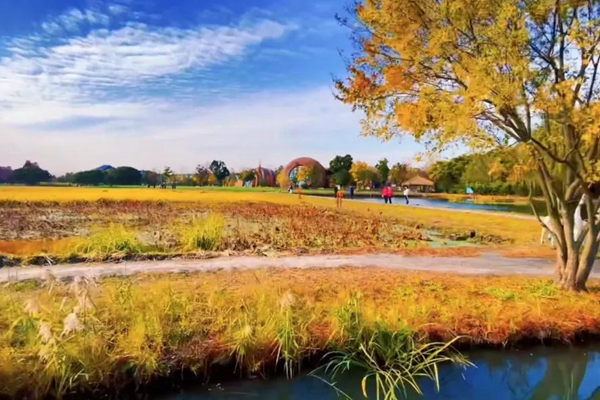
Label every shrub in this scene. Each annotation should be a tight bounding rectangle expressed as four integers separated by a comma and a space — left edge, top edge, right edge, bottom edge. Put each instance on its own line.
178, 214, 224, 251
76, 224, 142, 257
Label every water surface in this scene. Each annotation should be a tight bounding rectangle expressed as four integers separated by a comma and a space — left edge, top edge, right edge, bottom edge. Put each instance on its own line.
351, 197, 538, 215
159, 344, 600, 400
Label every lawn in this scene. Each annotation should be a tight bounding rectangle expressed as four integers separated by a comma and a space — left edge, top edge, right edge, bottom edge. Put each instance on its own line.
1, 267, 599, 398
0, 186, 542, 265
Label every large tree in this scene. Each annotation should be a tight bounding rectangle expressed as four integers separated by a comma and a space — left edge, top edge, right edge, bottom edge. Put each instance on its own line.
72, 169, 106, 186
106, 167, 142, 186
12, 161, 51, 185
209, 160, 230, 183
195, 165, 211, 186
0, 167, 13, 184
329, 154, 354, 174
350, 161, 379, 189
389, 162, 410, 186
336, 0, 600, 291
376, 158, 391, 184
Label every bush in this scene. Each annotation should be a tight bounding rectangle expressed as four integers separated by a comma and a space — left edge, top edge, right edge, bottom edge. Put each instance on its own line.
76, 224, 143, 257
178, 214, 224, 251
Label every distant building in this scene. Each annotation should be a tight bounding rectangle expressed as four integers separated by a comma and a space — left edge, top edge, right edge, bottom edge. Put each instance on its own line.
96, 165, 115, 172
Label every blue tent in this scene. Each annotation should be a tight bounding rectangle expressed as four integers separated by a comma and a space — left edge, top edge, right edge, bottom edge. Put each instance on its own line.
466, 187, 474, 195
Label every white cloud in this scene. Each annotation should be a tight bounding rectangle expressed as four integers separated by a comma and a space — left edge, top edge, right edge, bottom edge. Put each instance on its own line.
41, 8, 110, 34
0, 6, 295, 126
108, 4, 129, 16
0, 4, 424, 174
0, 86, 419, 174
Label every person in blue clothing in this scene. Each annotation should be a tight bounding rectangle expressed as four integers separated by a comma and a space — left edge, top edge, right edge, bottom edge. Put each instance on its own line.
349, 186, 355, 199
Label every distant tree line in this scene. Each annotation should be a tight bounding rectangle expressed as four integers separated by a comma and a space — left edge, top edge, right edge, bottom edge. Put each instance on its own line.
427, 146, 539, 196
0, 161, 52, 185
4, 153, 536, 196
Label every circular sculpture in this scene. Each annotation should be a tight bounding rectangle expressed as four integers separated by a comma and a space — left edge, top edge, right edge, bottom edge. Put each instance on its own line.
282, 157, 329, 188
253, 166, 277, 187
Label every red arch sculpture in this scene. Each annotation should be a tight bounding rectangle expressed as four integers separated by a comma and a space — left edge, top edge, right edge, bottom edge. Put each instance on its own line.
253, 166, 277, 187
282, 157, 329, 188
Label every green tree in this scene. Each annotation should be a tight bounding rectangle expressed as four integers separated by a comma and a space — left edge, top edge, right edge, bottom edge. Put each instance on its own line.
375, 158, 390, 184
389, 163, 409, 186
329, 154, 354, 174
209, 160, 230, 183
142, 171, 160, 187
12, 161, 52, 185
239, 169, 256, 184
333, 169, 351, 186
350, 161, 378, 189
461, 154, 493, 186
0, 167, 13, 184
106, 167, 141, 186
336, 0, 600, 290
162, 167, 174, 185
72, 169, 106, 186
195, 165, 210, 186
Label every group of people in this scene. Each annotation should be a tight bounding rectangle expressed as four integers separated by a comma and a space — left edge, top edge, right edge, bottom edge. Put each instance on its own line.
382, 184, 410, 204
333, 185, 354, 208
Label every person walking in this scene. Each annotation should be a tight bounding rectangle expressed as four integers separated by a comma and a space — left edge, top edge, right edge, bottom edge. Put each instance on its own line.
334, 185, 338, 198
403, 186, 410, 204
336, 187, 344, 208
349, 186, 355, 199
382, 184, 393, 204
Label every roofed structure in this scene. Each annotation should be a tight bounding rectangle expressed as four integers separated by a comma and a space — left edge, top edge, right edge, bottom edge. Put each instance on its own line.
402, 176, 435, 192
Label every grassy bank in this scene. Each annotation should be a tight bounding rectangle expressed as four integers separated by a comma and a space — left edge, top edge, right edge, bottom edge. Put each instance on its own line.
0, 187, 543, 264
1, 268, 599, 398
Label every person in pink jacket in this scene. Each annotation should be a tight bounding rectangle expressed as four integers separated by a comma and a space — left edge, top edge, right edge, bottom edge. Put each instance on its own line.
382, 185, 393, 204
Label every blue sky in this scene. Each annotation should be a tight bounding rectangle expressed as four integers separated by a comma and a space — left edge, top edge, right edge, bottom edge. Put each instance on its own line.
0, 0, 429, 174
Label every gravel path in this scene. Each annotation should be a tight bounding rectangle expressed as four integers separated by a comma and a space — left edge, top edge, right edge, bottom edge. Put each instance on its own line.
2, 253, 598, 283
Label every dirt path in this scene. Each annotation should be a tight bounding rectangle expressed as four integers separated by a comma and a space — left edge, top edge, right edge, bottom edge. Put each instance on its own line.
2, 253, 598, 283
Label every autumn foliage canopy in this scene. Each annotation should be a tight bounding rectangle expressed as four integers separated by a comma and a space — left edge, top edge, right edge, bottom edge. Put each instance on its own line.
336, 0, 600, 290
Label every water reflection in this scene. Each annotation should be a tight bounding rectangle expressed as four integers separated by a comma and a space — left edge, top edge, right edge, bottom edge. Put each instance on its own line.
160, 345, 600, 400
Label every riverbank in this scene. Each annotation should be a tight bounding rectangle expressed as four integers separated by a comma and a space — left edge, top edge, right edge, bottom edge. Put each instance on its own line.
2, 267, 600, 398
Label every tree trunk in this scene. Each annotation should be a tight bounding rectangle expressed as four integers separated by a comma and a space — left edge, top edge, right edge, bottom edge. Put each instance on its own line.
575, 230, 600, 291
556, 232, 600, 292
558, 252, 580, 290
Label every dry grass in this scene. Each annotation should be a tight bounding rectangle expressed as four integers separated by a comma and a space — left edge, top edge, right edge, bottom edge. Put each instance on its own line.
0, 187, 542, 264
0, 267, 599, 397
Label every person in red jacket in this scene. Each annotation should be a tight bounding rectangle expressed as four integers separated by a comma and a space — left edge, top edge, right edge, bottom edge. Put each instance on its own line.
382, 185, 393, 204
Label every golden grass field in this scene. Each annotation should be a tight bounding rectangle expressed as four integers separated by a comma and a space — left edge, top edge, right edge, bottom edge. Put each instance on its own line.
0, 186, 594, 398
0, 186, 544, 265
1, 268, 599, 397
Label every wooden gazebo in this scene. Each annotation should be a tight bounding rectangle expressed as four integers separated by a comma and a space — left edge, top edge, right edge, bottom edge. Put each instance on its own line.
402, 176, 435, 193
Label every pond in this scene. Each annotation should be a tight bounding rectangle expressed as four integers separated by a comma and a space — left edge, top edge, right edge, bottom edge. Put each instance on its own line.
157, 344, 600, 399
351, 197, 538, 215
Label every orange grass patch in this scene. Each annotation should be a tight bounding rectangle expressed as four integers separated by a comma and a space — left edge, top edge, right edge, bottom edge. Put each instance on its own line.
0, 238, 75, 256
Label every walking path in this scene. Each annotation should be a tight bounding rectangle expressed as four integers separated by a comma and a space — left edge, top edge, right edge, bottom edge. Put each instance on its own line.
2, 253, 598, 283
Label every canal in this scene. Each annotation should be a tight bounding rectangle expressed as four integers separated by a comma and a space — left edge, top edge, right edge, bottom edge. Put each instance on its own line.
159, 344, 600, 399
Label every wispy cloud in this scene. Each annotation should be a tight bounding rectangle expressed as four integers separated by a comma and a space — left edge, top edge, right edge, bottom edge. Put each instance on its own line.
41, 8, 111, 34
0, 85, 418, 174
0, 1, 421, 174
0, 4, 295, 127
